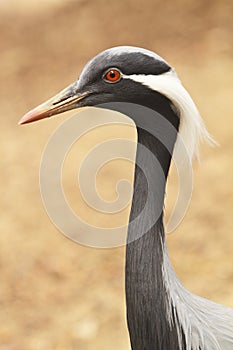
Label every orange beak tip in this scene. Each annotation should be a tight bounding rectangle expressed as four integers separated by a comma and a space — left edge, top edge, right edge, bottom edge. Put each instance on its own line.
18, 107, 48, 125
18, 83, 85, 126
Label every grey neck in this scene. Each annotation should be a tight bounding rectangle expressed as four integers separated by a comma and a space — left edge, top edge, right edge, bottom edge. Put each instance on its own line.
126, 126, 184, 350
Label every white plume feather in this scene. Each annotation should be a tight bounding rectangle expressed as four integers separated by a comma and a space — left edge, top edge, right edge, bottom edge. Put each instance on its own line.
125, 70, 216, 161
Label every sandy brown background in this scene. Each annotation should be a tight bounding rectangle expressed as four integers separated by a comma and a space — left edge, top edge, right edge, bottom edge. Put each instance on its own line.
1, 0, 233, 349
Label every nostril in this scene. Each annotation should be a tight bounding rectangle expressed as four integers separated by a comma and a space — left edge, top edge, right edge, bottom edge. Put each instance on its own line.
52, 96, 69, 105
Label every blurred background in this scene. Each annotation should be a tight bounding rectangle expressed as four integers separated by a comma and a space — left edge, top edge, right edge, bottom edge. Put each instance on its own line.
1, 0, 232, 349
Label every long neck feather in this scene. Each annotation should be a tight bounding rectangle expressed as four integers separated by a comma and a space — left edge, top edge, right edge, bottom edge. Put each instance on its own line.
125, 123, 185, 350
100, 88, 232, 350
125, 108, 233, 350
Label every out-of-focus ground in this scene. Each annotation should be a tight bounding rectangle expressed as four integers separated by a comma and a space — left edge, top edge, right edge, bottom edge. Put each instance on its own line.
0, 0, 232, 349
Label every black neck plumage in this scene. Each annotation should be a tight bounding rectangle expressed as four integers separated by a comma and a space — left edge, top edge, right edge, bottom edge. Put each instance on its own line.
125, 92, 182, 350
126, 127, 182, 350
99, 87, 182, 349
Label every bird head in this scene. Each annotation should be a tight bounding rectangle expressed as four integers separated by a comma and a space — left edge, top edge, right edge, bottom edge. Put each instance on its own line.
19, 46, 213, 160
18, 46, 171, 123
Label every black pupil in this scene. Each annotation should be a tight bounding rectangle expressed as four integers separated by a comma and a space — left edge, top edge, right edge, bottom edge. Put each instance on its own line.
110, 71, 116, 78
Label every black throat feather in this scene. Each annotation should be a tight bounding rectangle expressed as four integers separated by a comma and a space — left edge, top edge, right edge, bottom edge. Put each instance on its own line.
99, 86, 184, 349
124, 93, 184, 350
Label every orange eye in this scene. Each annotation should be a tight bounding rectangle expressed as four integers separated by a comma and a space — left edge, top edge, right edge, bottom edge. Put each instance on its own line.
104, 68, 122, 83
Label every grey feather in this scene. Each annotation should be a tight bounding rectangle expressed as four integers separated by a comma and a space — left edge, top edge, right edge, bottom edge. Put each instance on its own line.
162, 244, 233, 350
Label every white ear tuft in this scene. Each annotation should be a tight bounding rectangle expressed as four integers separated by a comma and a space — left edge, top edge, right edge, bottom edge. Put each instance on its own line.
125, 70, 216, 161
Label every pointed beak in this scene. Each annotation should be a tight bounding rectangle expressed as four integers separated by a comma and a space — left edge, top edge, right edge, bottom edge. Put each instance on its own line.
18, 82, 89, 125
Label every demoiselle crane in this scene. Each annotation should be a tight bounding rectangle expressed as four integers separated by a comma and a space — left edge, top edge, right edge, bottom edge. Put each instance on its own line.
19, 46, 233, 350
